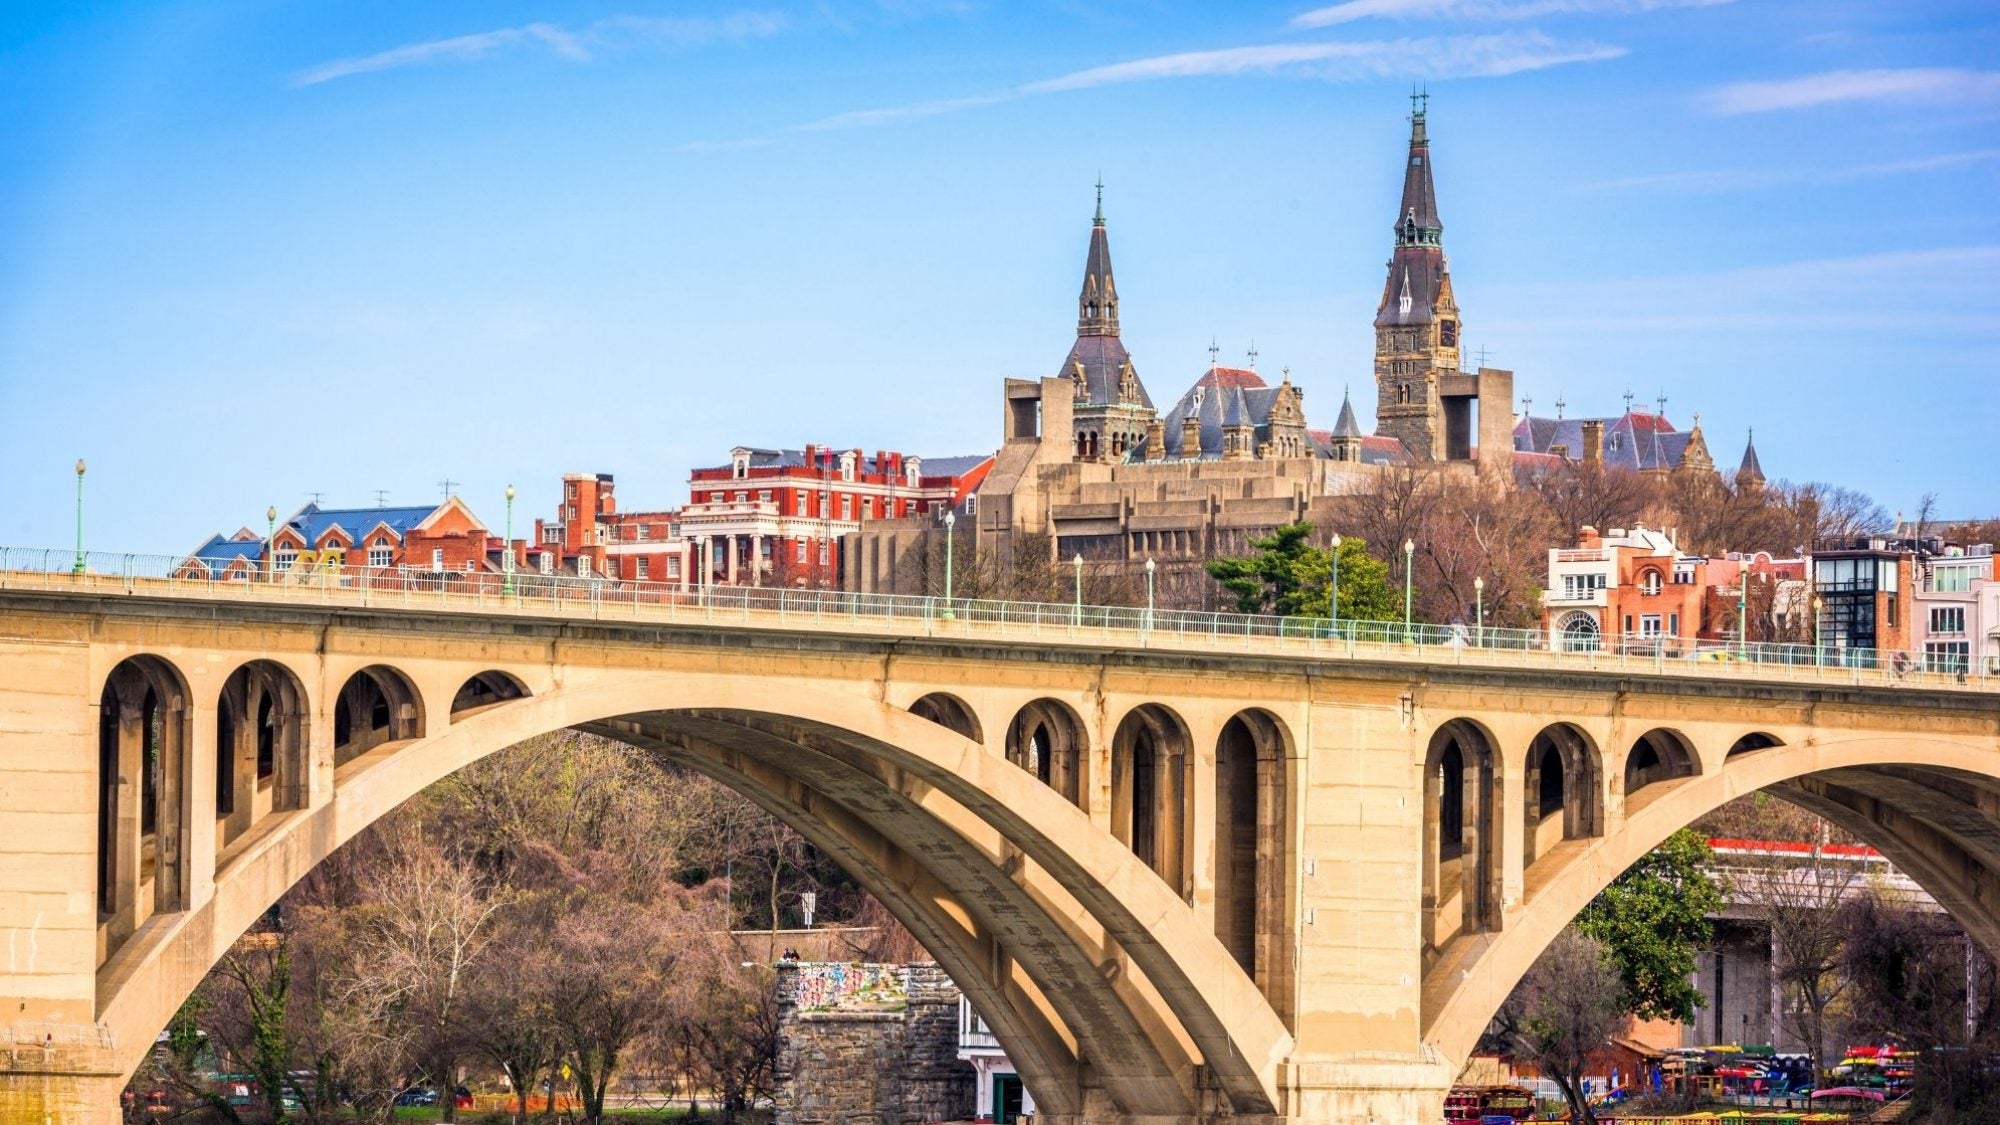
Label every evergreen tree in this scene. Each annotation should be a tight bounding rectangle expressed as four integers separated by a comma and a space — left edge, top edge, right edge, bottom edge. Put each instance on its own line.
1575, 828, 1724, 1023
1205, 522, 1397, 621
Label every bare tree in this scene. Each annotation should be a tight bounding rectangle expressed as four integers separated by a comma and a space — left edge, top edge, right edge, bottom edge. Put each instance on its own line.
1736, 830, 1860, 1078
1511, 928, 1626, 1124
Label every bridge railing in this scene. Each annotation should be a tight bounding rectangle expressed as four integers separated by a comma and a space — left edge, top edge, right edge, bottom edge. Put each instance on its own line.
0, 546, 1989, 693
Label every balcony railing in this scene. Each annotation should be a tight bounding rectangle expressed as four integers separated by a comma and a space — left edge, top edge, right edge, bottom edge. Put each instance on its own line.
0, 545, 1992, 692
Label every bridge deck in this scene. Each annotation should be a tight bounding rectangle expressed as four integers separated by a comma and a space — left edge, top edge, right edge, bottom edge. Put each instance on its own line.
2, 562, 1990, 698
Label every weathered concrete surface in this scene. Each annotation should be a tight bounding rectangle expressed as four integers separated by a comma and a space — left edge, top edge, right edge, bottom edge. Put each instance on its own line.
0, 580, 1994, 1123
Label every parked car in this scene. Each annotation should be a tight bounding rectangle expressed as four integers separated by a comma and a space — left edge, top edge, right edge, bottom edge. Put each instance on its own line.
393, 1087, 439, 1107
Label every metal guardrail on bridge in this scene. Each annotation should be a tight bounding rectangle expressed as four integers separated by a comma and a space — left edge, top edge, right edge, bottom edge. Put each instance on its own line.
0, 546, 1991, 695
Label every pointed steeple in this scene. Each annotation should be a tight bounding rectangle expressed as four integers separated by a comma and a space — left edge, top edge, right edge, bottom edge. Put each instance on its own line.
1078, 180, 1118, 338
1736, 428, 1766, 490
1395, 91, 1441, 249
1332, 388, 1362, 439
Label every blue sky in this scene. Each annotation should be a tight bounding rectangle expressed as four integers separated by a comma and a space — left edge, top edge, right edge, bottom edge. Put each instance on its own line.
1, 0, 1995, 551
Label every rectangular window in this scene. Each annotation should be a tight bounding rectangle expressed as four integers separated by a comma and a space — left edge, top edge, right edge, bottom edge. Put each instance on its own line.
274, 549, 297, 571
840, 496, 853, 520
566, 506, 577, 521
578, 556, 591, 577
1623, 615, 1633, 634
863, 497, 875, 520
635, 557, 648, 580
431, 547, 444, 571
539, 552, 554, 574
712, 492, 726, 503
543, 526, 561, 544
758, 489, 772, 503
462, 559, 476, 574
637, 524, 650, 541
1932, 565, 1974, 593
1925, 641, 1970, 674
1930, 606, 1967, 634
1640, 614, 1662, 637
965, 494, 978, 515
819, 542, 830, 565
797, 540, 808, 562
734, 491, 748, 503
1668, 612, 1680, 635
368, 545, 392, 568
667, 556, 682, 579
1887, 596, 1898, 627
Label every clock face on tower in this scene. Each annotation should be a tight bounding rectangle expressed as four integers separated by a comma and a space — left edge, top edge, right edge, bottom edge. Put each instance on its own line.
1439, 320, 1457, 348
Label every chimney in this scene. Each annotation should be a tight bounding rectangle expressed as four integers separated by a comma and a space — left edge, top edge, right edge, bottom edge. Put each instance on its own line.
1581, 420, 1604, 467
1180, 413, 1204, 460
1579, 525, 1601, 549
1145, 417, 1166, 462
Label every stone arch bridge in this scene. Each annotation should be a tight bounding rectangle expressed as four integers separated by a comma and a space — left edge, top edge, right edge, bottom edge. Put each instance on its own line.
0, 574, 1995, 1123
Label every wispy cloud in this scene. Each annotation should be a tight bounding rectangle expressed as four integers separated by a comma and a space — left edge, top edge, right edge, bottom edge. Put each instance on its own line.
1703, 68, 2000, 115
1580, 147, 2000, 194
790, 31, 1622, 132
1292, 0, 1730, 30
291, 11, 785, 88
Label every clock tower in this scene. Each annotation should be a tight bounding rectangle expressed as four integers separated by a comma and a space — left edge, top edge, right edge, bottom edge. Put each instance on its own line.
1373, 94, 1462, 462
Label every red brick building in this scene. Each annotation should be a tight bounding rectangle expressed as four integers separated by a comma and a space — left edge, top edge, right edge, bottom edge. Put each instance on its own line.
1542, 525, 1708, 653
680, 446, 992, 588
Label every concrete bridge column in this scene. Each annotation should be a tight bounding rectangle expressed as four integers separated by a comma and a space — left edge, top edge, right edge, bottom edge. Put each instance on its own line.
0, 639, 124, 1123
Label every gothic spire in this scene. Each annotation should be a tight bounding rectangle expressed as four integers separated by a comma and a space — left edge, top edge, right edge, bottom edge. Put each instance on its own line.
1395, 91, 1441, 249
1736, 429, 1766, 488
1332, 387, 1362, 439
1078, 181, 1118, 338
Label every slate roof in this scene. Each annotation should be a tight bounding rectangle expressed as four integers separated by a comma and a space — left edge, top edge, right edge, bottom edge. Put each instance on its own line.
1375, 250, 1448, 328
1400, 111, 1441, 234
188, 533, 265, 568
283, 502, 439, 547
1157, 368, 1283, 459
1511, 411, 1697, 472
1331, 390, 1363, 439
1060, 334, 1152, 409
1737, 433, 1765, 482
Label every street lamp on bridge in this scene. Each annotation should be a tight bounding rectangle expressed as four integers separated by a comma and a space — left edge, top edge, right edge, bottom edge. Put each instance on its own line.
503, 484, 517, 597
265, 506, 277, 583
1329, 533, 1341, 638
942, 508, 956, 620
1474, 575, 1485, 648
72, 459, 85, 575
1403, 538, 1416, 638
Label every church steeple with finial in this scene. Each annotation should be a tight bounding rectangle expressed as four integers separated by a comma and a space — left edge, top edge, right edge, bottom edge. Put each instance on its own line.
1373, 91, 1462, 462
1736, 428, 1766, 491
1059, 180, 1153, 463
1078, 176, 1118, 338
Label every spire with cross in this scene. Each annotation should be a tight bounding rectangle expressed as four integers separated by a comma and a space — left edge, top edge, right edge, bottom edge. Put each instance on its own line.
1555, 395, 1566, 420
1246, 340, 1258, 371
1093, 174, 1104, 227
1656, 390, 1669, 420
1521, 395, 1533, 418
1622, 389, 1635, 415
1208, 337, 1220, 371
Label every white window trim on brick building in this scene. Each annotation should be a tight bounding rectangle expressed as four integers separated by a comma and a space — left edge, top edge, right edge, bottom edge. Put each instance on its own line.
368, 545, 392, 568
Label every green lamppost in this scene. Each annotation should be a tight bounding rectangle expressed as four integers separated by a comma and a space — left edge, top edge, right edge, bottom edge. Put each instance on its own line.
1812, 594, 1824, 666
503, 484, 517, 596
72, 459, 86, 574
1474, 575, 1485, 648
1144, 557, 1156, 633
1072, 553, 1083, 626
1403, 538, 1416, 638
942, 509, 956, 619
265, 506, 277, 582
1329, 533, 1342, 638
1738, 566, 1749, 659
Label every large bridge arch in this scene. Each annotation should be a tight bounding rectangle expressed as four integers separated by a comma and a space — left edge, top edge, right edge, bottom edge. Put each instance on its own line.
1423, 733, 2000, 1069
92, 671, 1292, 1122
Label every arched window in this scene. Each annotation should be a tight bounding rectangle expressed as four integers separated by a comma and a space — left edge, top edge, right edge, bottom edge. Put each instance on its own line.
1560, 612, 1602, 653
1640, 569, 1662, 596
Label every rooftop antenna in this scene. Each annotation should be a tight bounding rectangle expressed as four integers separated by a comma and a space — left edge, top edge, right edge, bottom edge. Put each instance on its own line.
308, 492, 325, 506
371, 490, 390, 508
438, 478, 458, 499
1474, 346, 1490, 369
1521, 395, 1533, 418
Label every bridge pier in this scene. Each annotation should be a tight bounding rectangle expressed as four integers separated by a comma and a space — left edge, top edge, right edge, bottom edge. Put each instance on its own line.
0, 1052, 124, 1125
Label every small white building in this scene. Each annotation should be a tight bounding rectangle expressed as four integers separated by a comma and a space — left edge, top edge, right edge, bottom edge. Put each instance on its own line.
957, 998, 1034, 1123
1912, 544, 1997, 674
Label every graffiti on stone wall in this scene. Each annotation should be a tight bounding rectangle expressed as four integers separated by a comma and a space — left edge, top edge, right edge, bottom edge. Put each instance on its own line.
790, 962, 908, 1012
